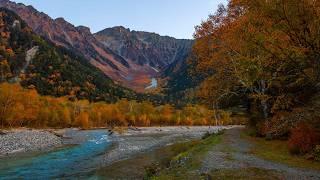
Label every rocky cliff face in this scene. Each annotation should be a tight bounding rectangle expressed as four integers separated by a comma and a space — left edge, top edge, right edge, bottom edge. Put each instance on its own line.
95, 26, 193, 70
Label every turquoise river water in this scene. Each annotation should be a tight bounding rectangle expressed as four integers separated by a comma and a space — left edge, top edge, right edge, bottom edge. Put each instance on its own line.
0, 130, 111, 179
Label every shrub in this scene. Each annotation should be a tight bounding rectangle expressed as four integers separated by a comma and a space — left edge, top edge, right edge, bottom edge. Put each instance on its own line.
288, 123, 319, 155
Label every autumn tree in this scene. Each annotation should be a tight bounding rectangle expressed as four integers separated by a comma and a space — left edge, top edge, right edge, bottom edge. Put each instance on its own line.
77, 111, 89, 129
0, 60, 11, 81
0, 83, 23, 127
193, 0, 320, 124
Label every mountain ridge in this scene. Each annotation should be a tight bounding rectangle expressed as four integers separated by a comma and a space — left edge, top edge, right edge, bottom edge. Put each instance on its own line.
0, 0, 139, 89
0, 7, 137, 102
95, 26, 193, 70
0, 0, 195, 93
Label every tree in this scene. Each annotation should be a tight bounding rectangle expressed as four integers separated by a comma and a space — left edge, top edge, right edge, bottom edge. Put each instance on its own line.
0, 60, 12, 81
61, 107, 72, 126
193, 0, 320, 123
0, 83, 20, 127
77, 112, 89, 129
160, 104, 173, 124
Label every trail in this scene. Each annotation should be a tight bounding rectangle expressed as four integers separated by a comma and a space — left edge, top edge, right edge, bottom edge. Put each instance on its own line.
200, 127, 320, 179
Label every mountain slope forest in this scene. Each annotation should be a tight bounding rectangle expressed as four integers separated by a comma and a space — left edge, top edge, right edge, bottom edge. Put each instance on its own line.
192, 0, 320, 156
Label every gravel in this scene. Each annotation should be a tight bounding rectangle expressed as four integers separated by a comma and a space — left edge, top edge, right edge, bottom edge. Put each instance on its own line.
0, 126, 235, 163
200, 127, 320, 179
0, 129, 62, 156
102, 126, 235, 165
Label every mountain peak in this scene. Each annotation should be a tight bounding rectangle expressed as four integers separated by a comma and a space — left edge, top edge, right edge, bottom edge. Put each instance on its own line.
54, 17, 66, 22
114, 26, 130, 31
95, 26, 193, 69
77, 25, 91, 34
99, 26, 131, 35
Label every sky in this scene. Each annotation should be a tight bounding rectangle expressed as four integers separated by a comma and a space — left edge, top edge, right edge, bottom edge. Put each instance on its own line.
12, 0, 227, 39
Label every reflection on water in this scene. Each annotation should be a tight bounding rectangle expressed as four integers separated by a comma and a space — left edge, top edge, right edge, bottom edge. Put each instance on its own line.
0, 130, 110, 179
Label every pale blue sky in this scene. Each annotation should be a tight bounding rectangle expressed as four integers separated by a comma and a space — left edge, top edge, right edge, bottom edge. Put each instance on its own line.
12, 0, 227, 39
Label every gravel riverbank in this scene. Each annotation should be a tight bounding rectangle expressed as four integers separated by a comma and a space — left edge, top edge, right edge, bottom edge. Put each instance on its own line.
0, 126, 237, 161
0, 129, 62, 156
103, 126, 237, 165
0, 126, 238, 178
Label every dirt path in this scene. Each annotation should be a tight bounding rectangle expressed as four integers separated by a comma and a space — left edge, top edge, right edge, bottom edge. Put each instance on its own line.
200, 127, 320, 179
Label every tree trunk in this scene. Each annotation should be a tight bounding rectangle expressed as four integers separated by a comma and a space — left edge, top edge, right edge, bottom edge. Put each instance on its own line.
260, 80, 268, 119
212, 103, 219, 126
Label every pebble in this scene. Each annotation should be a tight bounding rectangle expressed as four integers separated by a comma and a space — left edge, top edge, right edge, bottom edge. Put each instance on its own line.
0, 130, 62, 156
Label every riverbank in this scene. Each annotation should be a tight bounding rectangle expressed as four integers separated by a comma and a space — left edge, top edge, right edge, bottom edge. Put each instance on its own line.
93, 127, 320, 179
95, 129, 224, 179
0, 126, 235, 158
103, 126, 236, 165
153, 127, 320, 179
0, 129, 62, 156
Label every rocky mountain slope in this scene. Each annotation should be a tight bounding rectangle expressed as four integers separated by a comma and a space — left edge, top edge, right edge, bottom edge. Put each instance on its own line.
0, 0, 194, 93
0, 7, 136, 102
95, 26, 193, 69
95, 26, 193, 92
0, 0, 143, 90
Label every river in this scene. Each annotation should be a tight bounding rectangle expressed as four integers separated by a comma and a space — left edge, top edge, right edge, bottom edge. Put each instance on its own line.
0, 130, 110, 179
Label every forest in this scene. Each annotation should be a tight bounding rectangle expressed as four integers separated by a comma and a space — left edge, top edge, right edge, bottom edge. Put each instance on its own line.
192, 0, 320, 156
0, 83, 240, 129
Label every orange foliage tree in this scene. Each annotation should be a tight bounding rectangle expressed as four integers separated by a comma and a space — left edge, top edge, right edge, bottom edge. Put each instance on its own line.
0, 83, 220, 128
193, 0, 320, 121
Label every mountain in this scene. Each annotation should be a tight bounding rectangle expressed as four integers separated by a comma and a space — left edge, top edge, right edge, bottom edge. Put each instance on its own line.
0, 0, 143, 90
95, 26, 193, 91
95, 26, 193, 69
160, 52, 207, 106
0, 0, 195, 93
0, 7, 136, 102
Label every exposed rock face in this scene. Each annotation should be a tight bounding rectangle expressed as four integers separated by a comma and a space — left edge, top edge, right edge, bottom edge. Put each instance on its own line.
95, 26, 193, 70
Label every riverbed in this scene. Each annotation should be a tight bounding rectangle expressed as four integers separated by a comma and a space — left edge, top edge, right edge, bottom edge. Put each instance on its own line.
0, 126, 234, 179
0, 130, 110, 178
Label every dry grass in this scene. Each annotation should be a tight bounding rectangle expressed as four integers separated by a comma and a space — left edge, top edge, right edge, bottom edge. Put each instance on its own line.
209, 168, 284, 180
243, 132, 320, 171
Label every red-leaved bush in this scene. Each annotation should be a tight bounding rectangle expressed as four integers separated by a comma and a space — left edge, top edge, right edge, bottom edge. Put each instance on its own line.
288, 123, 319, 154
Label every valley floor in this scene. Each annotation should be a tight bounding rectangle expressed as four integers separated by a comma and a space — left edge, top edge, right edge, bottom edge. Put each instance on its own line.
97, 127, 320, 179
0, 126, 231, 178
1, 126, 319, 179
102, 126, 232, 165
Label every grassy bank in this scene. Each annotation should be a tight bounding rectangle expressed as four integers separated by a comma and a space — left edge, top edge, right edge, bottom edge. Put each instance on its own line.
242, 132, 320, 171
149, 131, 223, 179
209, 168, 282, 180
95, 131, 223, 179
95, 140, 200, 178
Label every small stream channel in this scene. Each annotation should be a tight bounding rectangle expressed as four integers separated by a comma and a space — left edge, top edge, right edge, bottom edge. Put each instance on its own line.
0, 130, 111, 179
